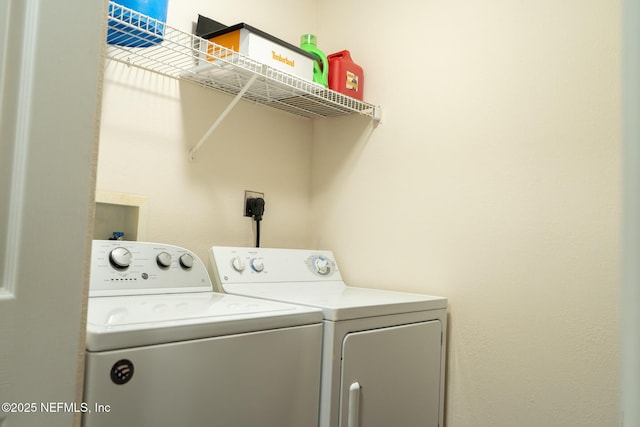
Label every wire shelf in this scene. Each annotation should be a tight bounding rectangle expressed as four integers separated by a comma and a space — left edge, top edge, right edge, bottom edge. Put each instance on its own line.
105, 2, 381, 121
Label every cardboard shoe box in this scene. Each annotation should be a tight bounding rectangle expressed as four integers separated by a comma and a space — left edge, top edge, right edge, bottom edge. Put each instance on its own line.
198, 23, 316, 83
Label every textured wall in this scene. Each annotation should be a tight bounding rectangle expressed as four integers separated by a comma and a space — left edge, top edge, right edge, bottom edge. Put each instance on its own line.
312, 0, 621, 425
97, 0, 317, 260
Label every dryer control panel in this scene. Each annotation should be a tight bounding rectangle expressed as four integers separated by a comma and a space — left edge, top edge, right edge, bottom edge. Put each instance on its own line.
90, 240, 212, 297
209, 246, 343, 286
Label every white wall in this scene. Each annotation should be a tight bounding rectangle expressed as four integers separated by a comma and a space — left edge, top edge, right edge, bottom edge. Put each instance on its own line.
98, 0, 318, 259
313, 0, 621, 426
98, 0, 622, 425
623, 0, 640, 423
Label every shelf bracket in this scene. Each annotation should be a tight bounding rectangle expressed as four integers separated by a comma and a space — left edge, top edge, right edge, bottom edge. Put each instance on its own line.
189, 73, 259, 160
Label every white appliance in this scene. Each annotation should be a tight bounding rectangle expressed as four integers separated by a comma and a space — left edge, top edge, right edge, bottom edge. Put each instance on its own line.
83, 240, 323, 427
209, 247, 448, 427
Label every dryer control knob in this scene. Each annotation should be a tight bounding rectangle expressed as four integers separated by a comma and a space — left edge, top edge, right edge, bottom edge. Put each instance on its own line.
109, 247, 132, 269
231, 256, 245, 272
156, 252, 172, 268
314, 257, 330, 275
179, 253, 194, 270
251, 258, 264, 272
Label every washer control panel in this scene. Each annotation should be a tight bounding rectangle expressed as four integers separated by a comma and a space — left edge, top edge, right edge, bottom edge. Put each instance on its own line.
209, 246, 342, 287
90, 240, 212, 297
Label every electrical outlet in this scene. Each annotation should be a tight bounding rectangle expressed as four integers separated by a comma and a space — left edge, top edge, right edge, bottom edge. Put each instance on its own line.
244, 190, 264, 217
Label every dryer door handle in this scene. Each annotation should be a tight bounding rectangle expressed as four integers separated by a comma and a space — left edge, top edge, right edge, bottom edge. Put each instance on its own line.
347, 382, 361, 427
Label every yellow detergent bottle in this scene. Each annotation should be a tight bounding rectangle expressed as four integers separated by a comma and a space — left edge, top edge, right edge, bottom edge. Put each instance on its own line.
300, 34, 329, 87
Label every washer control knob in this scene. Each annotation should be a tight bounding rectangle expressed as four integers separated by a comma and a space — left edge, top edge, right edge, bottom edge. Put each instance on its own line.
314, 257, 330, 275
231, 256, 245, 272
251, 258, 264, 272
179, 253, 194, 270
109, 247, 132, 269
156, 252, 172, 268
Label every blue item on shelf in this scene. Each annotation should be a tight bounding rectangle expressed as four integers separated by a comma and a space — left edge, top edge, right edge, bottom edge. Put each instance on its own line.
107, 0, 169, 48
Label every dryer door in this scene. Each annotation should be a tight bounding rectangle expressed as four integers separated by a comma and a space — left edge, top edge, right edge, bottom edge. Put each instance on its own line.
339, 321, 442, 427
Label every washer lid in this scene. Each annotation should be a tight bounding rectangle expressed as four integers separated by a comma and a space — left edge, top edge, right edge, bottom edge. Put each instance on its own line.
86, 292, 323, 351
221, 282, 448, 321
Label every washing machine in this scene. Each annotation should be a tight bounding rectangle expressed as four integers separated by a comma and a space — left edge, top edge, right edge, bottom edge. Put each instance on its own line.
209, 247, 448, 427
83, 240, 323, 427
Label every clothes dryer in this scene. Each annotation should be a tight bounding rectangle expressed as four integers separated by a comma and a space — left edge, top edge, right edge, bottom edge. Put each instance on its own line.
83, 241, 323, 427
209, 247, 447, 427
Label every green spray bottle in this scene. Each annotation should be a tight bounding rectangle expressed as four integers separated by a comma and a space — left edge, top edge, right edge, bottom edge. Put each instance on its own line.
300, 34, 328, 87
